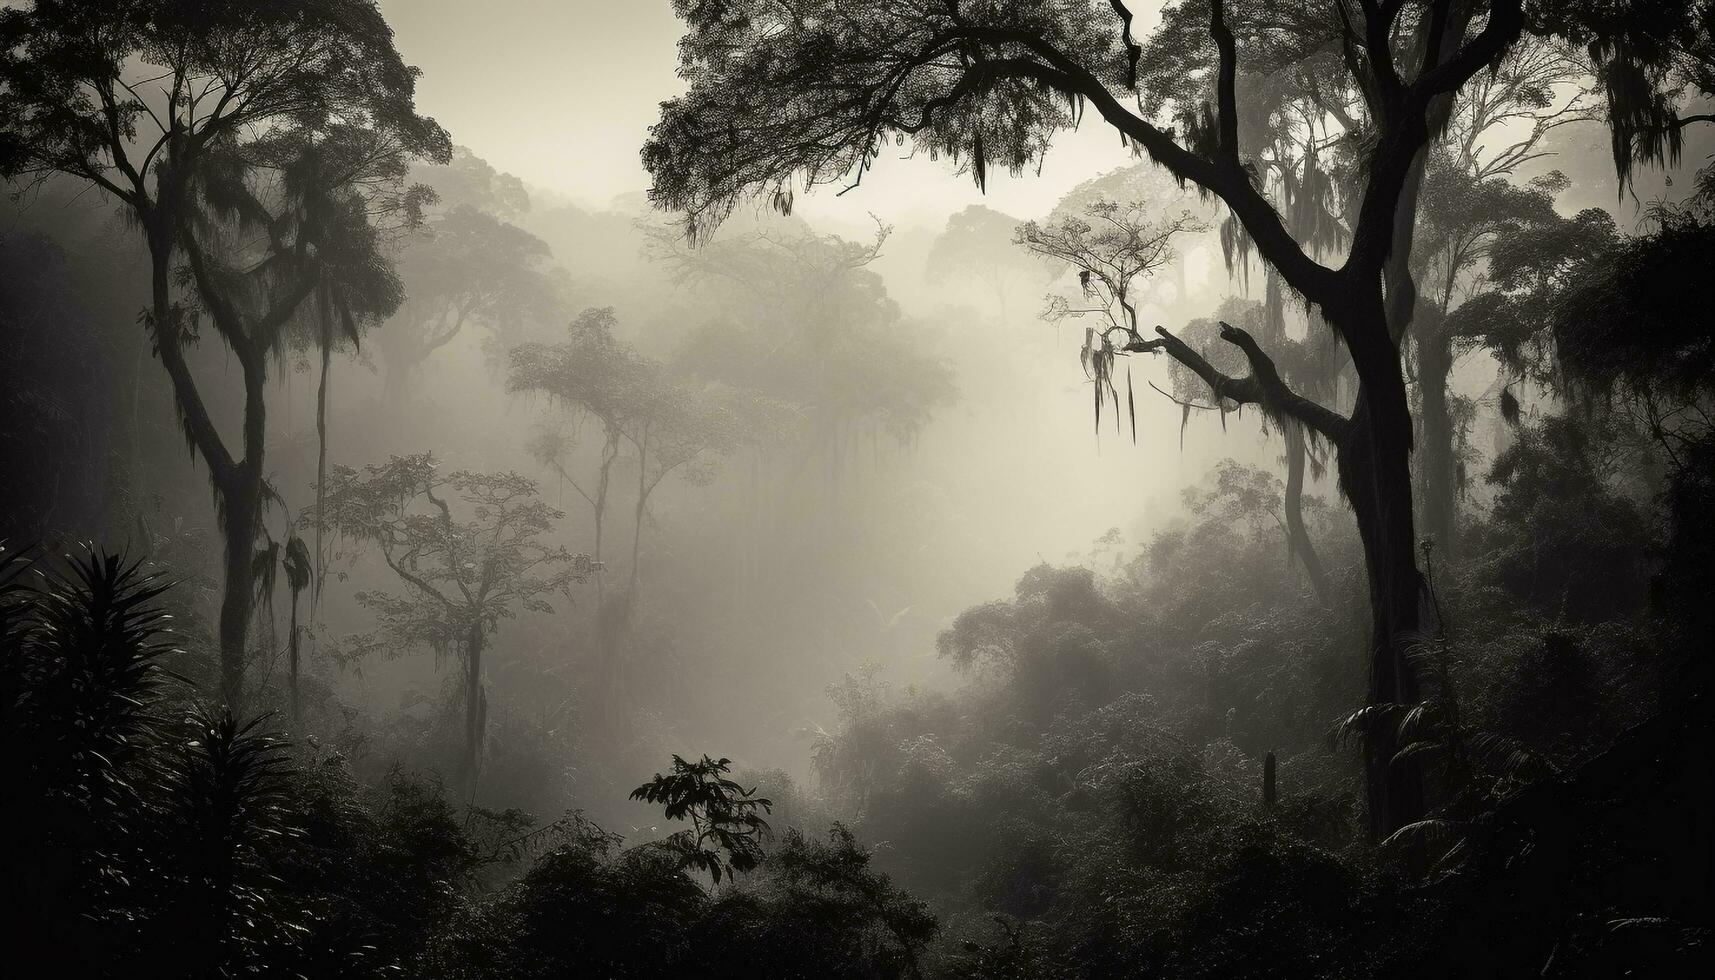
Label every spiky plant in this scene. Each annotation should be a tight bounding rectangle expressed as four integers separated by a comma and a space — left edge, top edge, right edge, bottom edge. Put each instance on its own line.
1, 543, 181, 963
158, 703, 304, 976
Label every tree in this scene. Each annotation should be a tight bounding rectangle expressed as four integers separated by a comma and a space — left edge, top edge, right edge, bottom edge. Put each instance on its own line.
309, 453, 591, 779
640, 0, 1699, 837
0, 0, 450, 704
510, 308, 742, 718
630, 754, 773, 884
381, 205, 562, 407
925, 204, 1050, 316
648, 220, 955, 470
508, 308, 640, 601
1403, 35, 1594, 557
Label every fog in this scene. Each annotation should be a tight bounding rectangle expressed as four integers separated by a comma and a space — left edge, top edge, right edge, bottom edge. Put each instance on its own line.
3, 2, 1711, 976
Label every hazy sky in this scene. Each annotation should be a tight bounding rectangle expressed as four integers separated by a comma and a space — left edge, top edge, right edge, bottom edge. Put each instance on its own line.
380, 0, 1141, 230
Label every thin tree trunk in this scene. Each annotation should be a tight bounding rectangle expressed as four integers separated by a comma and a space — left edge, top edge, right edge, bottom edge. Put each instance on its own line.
629, 446, 647, 601
1284, 423, 1332, 600
594, 427, 617, 603
464, 621, 485, 780
288, 590, 301, 723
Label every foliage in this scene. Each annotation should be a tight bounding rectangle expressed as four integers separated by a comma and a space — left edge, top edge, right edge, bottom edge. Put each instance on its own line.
630, 753, 774, 884
309, 452, 590, 775
1018, 198, 1204, 439
925, 204, 1050, 311
649, 220, 956, 450
312, 453, 587, 658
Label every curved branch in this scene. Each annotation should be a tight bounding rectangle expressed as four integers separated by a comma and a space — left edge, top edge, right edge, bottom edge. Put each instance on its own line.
972, 28, 1340, 305
1133, 320, 1350, 442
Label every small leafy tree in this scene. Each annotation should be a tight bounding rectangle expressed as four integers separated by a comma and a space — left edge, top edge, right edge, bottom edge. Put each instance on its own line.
1017, 199, 1204, 438
631, 754, 773, 884
309, 453, 591, 779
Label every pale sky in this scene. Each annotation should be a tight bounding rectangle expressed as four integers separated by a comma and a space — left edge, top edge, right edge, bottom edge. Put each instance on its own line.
380, 0, 1142, 230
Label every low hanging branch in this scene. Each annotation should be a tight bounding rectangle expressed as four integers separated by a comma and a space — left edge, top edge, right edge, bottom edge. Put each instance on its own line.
1130, 321, 1350, 446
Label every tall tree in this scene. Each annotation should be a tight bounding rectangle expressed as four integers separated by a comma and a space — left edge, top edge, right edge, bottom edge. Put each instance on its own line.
640, 0, 1684, 836
0, 0, 450, 703
1406, 36, 1592, 557
310, 453, 590, 779
509, 308, 649, 602
510, 308, 741, 716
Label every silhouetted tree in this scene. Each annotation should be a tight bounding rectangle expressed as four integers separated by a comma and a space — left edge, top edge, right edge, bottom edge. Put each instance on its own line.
630, 753, 774, 884
0, 0, 450, 704
640, 0, 1699, 837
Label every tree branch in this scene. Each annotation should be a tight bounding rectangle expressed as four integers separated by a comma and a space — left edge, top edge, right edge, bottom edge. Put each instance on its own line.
1133, 321, 1350, 441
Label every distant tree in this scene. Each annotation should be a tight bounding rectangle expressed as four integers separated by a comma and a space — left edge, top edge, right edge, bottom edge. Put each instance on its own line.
381, 205, 563, 407
413, 145, 531, 220
511, 308, 743, 718
649, 221, 955, 467
309, 453, 591, 778
509, 308, 644, 600
925, 204, 1047, 316
0, 0, 450, 703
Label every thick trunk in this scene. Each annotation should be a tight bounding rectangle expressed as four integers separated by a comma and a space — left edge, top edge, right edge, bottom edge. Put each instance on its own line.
215, 475, 259, 706
1284, 424, 1332, 600
314, 321, 332, 606
147, 224, 259, 706
1417, 330, 1457, 559
1331, 294, 1427, 840
464, 622, 486, 780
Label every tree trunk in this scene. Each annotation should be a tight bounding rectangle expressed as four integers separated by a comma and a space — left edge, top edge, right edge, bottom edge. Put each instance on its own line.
145, 222, 259, 707
1331, 294, 1427, 841
288, 590, 301, 724
1417, 329, 1458, 559
594, 427, 617, 602
1284, 423, 1332, 600
464, 621, 486, 780
629, 451, 647, 601
215, 473, 260, 706
314, 309, 333, 606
